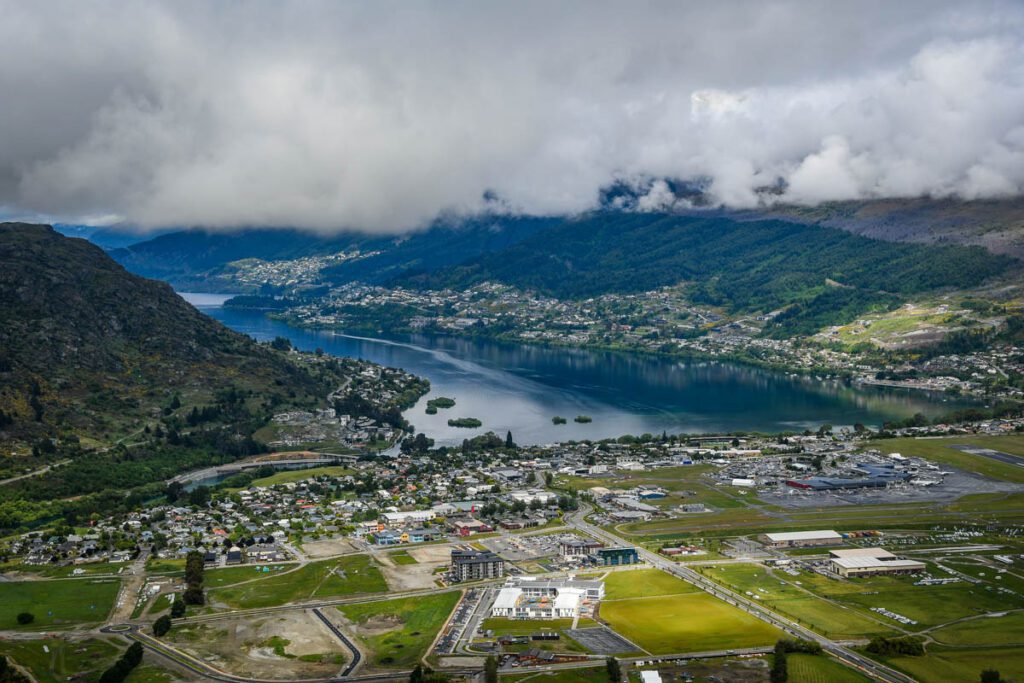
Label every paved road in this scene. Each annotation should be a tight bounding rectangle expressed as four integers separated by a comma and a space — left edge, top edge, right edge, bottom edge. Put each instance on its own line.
565, 505, 914, 683
312, 608, 362, 677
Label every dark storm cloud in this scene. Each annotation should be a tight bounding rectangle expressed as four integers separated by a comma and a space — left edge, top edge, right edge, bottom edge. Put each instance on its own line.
1, 1, 1022, 231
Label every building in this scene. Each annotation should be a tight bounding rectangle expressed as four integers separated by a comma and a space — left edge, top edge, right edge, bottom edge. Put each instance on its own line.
829, 548, 925, 577
559, 539, 604, 557
597, 547, 639, 566
451, 548, 504, 581
491, 576, 604, 619
762, 530, 843, 548
381, 510, 435, 527
641, 672, 662, 683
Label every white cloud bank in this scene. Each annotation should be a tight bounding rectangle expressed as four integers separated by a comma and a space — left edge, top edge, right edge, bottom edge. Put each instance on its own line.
1, 1, 1023, 232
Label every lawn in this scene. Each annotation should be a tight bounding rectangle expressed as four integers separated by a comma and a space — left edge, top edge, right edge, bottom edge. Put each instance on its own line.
599, 591, 783, 654
207, 554, 387, 609
338, 592, 460, 668
145, 558, 186, 575
481, 618, 576, 635
0, 637, 121, 683
602, 569, 698, 600
786, 654, 870, 683
390, 551, 419, 565
0, 579, 120, 629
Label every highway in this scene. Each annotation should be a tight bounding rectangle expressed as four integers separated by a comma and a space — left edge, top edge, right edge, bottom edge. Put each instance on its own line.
565, 505, 915, 683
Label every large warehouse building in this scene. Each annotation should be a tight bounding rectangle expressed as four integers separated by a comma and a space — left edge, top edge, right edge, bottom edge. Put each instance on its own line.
828, 548, 925, 577
761, 530, 843, 548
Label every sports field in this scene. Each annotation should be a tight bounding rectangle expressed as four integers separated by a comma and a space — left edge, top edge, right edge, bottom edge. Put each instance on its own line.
0, 579, 119, 629
207, 554, 387, 609
603, 568, 699, 599
600, 590, 782, 654
338, 592, 460, 667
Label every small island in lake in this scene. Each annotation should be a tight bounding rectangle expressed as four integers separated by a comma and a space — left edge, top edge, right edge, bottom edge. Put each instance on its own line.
448, 417, 482, 428
552, 416, 567, 425
574, 415, 593, 423
425, 396, 455, 414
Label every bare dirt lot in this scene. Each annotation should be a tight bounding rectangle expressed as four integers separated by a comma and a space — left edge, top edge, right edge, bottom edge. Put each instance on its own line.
303, 538, 361, 559
164, 611, 346, 679
376, 543, 452, 590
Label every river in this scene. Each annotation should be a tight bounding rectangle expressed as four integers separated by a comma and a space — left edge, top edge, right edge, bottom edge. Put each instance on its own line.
182, 293, 970, 447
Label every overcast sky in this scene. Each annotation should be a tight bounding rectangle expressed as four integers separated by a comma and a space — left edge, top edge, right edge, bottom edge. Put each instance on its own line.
2, 1, 1023, 232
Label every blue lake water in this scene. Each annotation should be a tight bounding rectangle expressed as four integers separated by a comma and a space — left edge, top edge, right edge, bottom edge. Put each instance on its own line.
182, 293, 970, 447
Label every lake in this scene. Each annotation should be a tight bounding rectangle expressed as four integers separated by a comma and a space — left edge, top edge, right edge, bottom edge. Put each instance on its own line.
182, 293, 970, 446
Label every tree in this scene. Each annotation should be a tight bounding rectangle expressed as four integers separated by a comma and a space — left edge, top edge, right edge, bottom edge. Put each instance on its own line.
15, 612, 33, 625
170, 598, 186, 618
771, 640, 788, 683
153, 614, 172, 637
606, 657, 621, 683
981, 671, 1004, 683
484, 655, 498, 683
410, 665, 424, 683
505, 431, 515, 449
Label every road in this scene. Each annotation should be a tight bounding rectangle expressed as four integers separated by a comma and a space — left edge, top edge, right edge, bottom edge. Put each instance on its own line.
565, 505, 914, 683
312, 608, 363, 677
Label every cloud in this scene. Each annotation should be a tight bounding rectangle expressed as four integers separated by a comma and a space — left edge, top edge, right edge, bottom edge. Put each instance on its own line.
1, 1, 1023, 232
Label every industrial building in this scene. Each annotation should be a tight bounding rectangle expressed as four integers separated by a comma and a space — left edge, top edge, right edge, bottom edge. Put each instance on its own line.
828, 547, 925, 577
450, 548, 505, 581
491, 576, 604, 619
762, 530, 843, 548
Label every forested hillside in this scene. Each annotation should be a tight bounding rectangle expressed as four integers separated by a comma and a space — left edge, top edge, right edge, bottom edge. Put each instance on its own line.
405, 213, 1016, 336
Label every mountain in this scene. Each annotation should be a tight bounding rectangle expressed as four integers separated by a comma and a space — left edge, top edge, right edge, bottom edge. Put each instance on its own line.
53, 224, 164, 250
108, 216, 557, 291
0, 223, 332, 446
404, 212, 1017, 336
759, 197, 1024, 260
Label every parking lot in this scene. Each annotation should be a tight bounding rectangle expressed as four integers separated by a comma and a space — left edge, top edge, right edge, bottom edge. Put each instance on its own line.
481, 532, 588, 562
568, 625, 639, 654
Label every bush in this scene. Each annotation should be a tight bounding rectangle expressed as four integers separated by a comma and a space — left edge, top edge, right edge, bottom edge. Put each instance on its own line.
170, 598, 186, 618
15, 612, 33, 625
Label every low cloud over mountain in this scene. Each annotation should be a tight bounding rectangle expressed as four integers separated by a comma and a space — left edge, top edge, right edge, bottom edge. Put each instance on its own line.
2, 1, 1023, 232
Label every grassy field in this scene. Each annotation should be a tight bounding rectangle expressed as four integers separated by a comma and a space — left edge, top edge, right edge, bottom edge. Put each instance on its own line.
389, 551, 419, 565
480, 618, 576, 634
207, 554, 387, 609
602, 569, 699, 600
872, 435, 1024, 484
204, 563, 298, 588
599, 591, 783, 654
0, 579, 120, 629
698, 564, 894, 639
0, 561, 122, 578
338, 592, 460, 668
145, 557, 186, 574
882, 646, 1024, 683
786, 653, 871, 682
928, 612, 1024, 647
0, 637, 122, 683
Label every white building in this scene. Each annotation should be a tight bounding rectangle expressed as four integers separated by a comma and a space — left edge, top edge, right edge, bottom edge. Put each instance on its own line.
490, 576, 603, 619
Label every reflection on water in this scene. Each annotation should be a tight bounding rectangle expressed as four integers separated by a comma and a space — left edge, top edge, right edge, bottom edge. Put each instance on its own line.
181, 293, 971, 446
